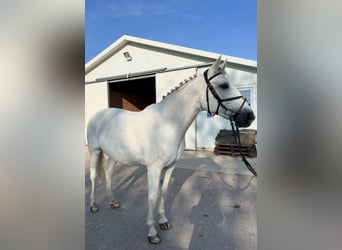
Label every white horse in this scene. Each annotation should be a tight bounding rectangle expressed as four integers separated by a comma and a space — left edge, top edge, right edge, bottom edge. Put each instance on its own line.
87, 56, 255, 244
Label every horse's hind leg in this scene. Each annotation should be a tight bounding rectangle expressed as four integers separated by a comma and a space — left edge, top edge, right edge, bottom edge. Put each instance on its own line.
89, 148, 101, 213
105, 158, 120, 209
158, 166, 175, 230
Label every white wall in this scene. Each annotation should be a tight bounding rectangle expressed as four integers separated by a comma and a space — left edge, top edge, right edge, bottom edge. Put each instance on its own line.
85, 81, 108, 143
86, 42, 210, 82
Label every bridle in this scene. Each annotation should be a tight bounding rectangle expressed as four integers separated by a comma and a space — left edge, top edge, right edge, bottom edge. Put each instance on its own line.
204, 69, 257, 177
204, 69, 247, 121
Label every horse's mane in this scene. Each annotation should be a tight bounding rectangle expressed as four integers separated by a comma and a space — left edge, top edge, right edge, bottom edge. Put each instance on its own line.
162, 74, 197, 99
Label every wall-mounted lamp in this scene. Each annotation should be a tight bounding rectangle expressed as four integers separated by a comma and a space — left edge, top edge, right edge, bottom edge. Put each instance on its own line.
123, 52, 132, 61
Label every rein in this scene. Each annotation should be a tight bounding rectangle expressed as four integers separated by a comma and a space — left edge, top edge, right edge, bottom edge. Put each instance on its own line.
230, 120, 258, 177
204, 69, 257, 177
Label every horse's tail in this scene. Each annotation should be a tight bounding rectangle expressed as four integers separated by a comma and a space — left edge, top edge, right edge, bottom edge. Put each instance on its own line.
97, 151, 105, 183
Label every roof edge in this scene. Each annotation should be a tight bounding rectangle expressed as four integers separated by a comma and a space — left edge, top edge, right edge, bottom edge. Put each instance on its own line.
85, 35, 256, 74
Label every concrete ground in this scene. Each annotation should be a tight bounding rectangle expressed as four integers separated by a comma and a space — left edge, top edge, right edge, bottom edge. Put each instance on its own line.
85, 147, 257, 250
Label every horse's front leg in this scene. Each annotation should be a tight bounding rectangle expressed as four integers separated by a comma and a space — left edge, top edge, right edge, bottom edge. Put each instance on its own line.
146, 166, 162, 244
158, 166, 175, 230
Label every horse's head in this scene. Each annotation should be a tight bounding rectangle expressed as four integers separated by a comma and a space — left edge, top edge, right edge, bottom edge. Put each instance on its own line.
204, 56, 255, 127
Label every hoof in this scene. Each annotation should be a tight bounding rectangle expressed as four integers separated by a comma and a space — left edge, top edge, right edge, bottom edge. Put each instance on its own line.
148, 234, 161, 244
90, 204, 99, 213
159, 222, 172, 230
110, 201, 120, 209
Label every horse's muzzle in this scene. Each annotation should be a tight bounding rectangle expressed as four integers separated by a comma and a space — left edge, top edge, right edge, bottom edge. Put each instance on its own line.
235, 110, 255, 127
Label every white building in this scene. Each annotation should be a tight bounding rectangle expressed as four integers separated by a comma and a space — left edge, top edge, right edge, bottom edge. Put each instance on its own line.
85, 35, 257, 150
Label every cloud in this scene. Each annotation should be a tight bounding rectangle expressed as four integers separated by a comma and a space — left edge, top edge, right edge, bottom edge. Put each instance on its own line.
87, 0, 184, 19
106, 1, 144, 18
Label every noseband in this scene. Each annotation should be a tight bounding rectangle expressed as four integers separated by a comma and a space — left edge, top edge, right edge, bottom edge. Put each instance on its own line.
204, 69, 257, 177
204, 69, 247, 121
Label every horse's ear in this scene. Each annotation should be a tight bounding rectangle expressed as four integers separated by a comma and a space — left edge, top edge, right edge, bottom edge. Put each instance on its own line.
219, 59, 227, 70
209, 55, 222, 75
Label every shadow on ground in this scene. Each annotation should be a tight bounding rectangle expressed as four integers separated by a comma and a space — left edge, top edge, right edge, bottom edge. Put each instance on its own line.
85, 147, 256, 250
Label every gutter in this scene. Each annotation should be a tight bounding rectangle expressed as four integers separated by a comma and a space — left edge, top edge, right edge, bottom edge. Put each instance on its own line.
85, 63, 212, 84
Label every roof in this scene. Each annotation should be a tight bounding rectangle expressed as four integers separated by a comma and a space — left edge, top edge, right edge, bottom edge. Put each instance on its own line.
85, 35, 257, 74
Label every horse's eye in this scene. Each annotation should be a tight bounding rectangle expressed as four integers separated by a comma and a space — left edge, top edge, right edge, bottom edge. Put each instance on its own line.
219, 83, 229, 89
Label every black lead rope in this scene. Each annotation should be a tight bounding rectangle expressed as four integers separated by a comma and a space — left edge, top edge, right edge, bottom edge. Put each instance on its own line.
230, 119, 258, 177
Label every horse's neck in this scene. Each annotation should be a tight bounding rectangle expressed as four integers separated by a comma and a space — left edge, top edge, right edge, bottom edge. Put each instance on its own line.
158, 78, 204, 137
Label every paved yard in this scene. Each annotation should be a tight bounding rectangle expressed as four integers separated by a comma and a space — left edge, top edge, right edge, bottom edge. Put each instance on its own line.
85, 147, 257, 250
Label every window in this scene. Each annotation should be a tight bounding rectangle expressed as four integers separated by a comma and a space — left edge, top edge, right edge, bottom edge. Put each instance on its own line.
238, 85, 256, 110
240, 89, 251, 104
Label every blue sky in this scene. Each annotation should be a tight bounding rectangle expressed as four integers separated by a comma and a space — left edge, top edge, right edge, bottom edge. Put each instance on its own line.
85, 0, 256, 63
